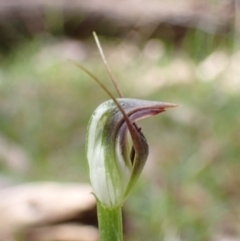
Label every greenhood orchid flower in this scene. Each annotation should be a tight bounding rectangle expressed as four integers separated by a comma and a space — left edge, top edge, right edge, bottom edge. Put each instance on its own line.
87, 98, 176, 208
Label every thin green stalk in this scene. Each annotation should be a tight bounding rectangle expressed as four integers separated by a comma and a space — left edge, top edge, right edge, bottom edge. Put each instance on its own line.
97, 201, 123, 241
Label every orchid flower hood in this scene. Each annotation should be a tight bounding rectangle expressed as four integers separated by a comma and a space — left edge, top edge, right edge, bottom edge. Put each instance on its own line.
86, 98, 176, 208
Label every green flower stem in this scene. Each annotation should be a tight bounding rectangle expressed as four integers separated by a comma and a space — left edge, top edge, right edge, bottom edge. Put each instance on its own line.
97, 201, 123, 241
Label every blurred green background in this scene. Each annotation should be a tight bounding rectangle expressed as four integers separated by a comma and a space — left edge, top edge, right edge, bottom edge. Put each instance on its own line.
0, 0, 240, 240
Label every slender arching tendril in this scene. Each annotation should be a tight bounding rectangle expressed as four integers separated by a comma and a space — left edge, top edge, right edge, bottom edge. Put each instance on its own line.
70, 31, 148, 155
70, 61, 138, 136
92, 31, 124, 98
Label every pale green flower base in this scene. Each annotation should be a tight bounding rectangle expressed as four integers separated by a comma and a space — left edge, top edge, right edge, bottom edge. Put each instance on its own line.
97, 201, 123, 241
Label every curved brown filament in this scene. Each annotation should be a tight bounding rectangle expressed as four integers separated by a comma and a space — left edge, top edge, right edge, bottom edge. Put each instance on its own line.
70, 61, 136, 135
93, 32, 124, 98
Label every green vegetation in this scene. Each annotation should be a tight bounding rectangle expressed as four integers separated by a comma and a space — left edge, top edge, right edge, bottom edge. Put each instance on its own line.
0, 27, 240, 240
